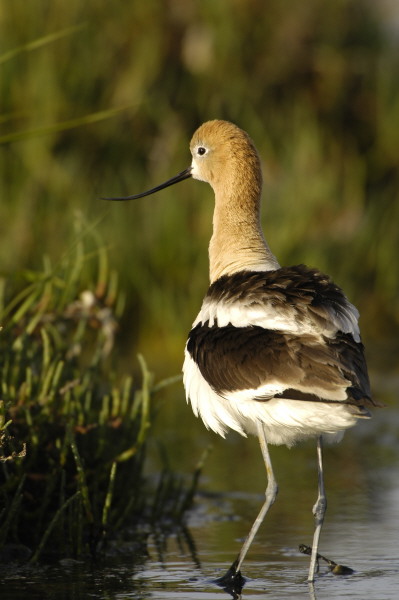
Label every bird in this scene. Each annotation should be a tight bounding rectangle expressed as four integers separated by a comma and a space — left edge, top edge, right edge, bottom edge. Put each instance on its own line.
103, 119, 376, 585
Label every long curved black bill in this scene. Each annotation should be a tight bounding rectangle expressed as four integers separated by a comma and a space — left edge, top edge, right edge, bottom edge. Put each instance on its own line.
102, 166, 192, 201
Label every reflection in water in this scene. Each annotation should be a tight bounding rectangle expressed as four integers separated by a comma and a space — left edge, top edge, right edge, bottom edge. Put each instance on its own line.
308, 582, 318, 600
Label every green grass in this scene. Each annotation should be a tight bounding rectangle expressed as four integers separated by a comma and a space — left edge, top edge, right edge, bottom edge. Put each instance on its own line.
0, 232, 198, 562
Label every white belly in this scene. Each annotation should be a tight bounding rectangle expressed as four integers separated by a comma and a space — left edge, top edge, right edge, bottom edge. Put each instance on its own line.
183, 351, 359, 447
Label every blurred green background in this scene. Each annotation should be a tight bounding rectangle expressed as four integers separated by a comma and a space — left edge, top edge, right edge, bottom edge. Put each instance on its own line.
1, 0, 399, 377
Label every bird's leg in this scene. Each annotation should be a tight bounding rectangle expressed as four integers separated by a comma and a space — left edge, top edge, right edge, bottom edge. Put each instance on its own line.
308, 436, 327, 582
235, 421, 278, 573
216, 422, 278, 590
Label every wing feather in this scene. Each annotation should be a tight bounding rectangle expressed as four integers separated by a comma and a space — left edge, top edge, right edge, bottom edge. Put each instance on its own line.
187, 266, 376, 412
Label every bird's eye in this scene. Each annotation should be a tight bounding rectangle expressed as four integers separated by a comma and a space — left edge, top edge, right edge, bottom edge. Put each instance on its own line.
197, 146, 207, 156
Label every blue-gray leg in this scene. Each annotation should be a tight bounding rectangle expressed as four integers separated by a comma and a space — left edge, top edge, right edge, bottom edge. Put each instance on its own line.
308, 436, 327, 582
235, 421, 279, 573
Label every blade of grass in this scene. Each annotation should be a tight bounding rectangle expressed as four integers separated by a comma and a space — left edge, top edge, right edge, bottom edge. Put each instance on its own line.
0, 24, 87, 65
0, 105, 136, 145
69, 435, 93, 524
29, 491, 81, 564
101, 461, 117, 528
136, 354, 152, 447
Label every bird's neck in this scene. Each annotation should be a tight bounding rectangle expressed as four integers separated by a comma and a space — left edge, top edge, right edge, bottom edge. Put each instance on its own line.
209, 186, 280, 283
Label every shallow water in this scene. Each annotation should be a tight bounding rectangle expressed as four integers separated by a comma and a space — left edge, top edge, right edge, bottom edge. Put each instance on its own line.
1, 382, 398, 599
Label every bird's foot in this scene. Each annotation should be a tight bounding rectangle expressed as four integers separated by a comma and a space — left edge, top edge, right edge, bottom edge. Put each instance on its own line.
299, 544, 354, 575
214, 559, 245, 598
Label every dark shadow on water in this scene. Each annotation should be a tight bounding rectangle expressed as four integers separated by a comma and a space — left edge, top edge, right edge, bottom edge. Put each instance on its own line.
151, 522, 202, 570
